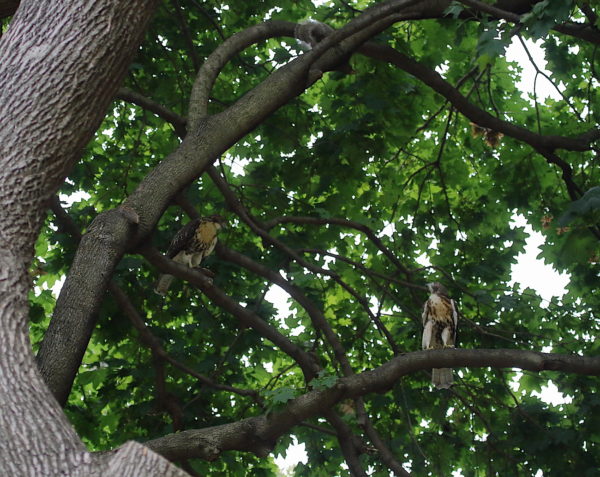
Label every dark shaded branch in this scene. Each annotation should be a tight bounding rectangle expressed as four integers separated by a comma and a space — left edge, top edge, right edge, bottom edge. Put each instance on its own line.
170, 0, 201, 71
217, 244, 354, 375
263, 215, 410, 275
358, 405, 411, 477
579, 3, 598, 26
535, 148, 584, 201
109, 283, 260, 399
459, 0, 521, 21
145, 348, 600, 461
360, 42, 600, 152
209, 167, 400, 355
152, 354, 185, 432
141, 245, 320, 381
116, 87, 187, 137
459, 0, 600, 45
0, 0, 18, 18
300, 248, 423, 294
325, 411, 369, 477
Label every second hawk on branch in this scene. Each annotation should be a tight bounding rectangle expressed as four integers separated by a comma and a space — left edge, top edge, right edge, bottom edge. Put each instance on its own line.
154, 215, 226, 295
422, 282, 458, 389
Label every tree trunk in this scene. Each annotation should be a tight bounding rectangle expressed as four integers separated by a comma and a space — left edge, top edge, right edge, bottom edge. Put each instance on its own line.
0, 1, 188, 475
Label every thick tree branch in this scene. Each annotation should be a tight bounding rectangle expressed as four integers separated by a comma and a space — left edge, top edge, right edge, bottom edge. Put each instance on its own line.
37, 205, 140, 406
217, 243, 414, 475
145, 348, 599, 461
0, 1, 172, 474
41, 0, 426, 405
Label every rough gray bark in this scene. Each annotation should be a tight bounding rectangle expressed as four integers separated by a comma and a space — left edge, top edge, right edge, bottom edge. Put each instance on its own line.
142, 345, 600, 461
0, 1, 189, 475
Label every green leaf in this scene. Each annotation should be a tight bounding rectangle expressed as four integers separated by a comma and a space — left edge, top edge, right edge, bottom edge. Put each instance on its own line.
444, 2, 464, 19
264, 387, 297, 406
310, 371, 337, 391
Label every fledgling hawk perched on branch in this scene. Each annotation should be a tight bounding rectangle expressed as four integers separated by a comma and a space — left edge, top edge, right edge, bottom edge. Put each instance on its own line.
422, 282, 458, 390
154, 215, 226, 295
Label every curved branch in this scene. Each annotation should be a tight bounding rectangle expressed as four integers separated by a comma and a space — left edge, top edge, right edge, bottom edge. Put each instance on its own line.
188, 20, 296, 122
144, 348, 600, 461
360, 42, 600, 152
141, 245, 320, 381
263, 215, 410, 275
208, 167, 401, 355
216, 244, 354, 375
188, 0, 429, 126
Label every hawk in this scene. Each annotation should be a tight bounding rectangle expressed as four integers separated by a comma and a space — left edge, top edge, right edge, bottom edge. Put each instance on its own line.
154, 215, 226, 295
422, 282, 458, 389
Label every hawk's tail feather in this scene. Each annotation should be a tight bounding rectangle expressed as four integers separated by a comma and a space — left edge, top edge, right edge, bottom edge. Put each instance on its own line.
432, 368, 453, 390
154, 273, 174, 296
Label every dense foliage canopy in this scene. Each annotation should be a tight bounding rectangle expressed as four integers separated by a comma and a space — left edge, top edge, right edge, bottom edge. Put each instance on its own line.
2, 0, 599, 475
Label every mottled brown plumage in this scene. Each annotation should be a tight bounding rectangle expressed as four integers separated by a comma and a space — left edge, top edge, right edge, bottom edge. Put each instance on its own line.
422, 282, 458, 389
155, 215, 226, 295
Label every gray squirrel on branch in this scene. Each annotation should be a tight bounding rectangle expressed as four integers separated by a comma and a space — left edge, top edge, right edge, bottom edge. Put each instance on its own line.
294, 19, 354, 75
294, 19, 335, 50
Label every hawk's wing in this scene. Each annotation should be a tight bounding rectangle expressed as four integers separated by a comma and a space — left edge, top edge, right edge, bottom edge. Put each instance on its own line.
450, 298, 458, 345
422, 299, 433, 349
166, 219, 200, 258
421, 300, 429, 326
